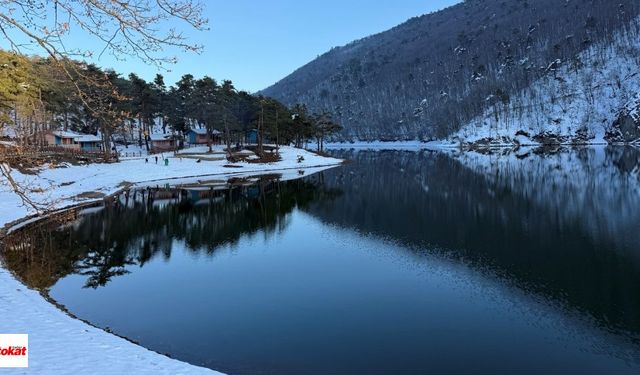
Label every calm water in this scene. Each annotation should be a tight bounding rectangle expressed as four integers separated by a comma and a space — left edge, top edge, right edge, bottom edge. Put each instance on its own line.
3, 147, 640, 374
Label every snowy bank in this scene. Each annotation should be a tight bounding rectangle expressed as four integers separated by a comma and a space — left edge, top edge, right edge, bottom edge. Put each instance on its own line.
0, 145, 342, 374
0, 145, 342, 229
0, 267, 222, 375
325, 140, 457, 151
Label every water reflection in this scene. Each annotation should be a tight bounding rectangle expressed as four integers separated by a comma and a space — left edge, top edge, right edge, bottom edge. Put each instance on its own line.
312, 147, 640, 341
2, 147, 640, 374
2, 174, 341, 289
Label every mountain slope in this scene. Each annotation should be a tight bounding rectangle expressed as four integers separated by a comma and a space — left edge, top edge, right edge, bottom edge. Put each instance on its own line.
262, 0, 640, 141
451, 19, 640, 147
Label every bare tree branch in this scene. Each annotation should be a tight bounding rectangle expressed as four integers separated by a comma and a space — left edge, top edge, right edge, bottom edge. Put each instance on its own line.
0, 0, 208, 215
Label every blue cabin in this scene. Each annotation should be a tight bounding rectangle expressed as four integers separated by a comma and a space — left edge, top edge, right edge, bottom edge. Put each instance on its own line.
246, 129, 258, 144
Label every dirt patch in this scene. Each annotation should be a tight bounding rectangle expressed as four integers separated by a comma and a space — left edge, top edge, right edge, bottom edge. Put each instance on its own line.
246, 152, 282, 164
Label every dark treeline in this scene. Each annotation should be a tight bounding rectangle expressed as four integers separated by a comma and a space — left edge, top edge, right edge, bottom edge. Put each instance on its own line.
0, 51, 342, 157
263, 0, 640, 140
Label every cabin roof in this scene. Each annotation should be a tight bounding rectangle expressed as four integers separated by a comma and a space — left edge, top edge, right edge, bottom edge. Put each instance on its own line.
188, 128, 207, 135
75, 135, 102, 143
187, 128, 222, 135
149, 134, 170, 141
52, 130, 81, 139
149, 134, 178, 141
52, 131, 101, 143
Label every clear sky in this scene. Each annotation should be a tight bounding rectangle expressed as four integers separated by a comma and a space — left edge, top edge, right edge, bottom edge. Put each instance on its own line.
4, 0, 461, 92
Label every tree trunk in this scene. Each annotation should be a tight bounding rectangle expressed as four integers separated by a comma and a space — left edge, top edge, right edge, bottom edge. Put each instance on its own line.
224, 117, 232, 159
143, 118, 150, 152
275, 110, 279, 156
206, 123, 212, 153
258, 105, 264, 155
102, 121, 112, 161
128, 120, 134, 145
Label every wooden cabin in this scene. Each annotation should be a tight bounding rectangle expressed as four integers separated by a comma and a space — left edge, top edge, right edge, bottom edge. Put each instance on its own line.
186, 128, 222, 145
45, 131, 102, 152
149, 134, 180, 152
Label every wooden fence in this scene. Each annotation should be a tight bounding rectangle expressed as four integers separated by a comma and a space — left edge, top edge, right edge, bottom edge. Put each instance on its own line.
0, 147, 115, 164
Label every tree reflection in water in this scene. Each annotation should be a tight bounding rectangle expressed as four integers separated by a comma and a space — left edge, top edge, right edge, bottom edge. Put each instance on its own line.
306, 147, 640, 341
3, 146, 640, 347
2, 174, 341, 289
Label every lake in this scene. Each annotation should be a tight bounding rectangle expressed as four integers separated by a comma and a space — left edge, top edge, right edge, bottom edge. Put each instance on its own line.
3, 147, 640, 375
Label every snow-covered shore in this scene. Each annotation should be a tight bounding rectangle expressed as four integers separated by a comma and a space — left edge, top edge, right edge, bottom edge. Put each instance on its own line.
0, 145, 342, 374
0, 145, 342, 229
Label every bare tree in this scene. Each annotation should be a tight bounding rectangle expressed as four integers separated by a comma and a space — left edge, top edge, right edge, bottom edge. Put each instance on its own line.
0, 1, 207, 64
0, 0, 208, 214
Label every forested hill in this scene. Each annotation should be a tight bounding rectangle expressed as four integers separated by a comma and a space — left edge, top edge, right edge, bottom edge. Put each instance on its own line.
262, 0, 640, 141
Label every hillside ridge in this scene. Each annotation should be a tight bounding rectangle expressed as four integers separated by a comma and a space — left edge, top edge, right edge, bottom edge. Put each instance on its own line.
262, 0, 640, 142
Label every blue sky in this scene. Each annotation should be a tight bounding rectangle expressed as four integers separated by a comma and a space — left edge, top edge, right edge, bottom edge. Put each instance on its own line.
4, 0, 460, 92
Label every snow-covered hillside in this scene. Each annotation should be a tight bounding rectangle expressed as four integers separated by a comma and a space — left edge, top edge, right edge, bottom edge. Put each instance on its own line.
451, 18, 640, 147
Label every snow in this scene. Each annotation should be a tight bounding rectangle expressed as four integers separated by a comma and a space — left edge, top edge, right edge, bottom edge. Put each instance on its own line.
113, 143, 148, 159
187, 128, 222, 135
0, 145, 342, 229
1, 126, 17, 138
0, 145, 342, 374
0, 140, 17, 147
74, 135, 102, 143
51, 131, 81, 138
622, 92, 640, 122
449, 17, 640, 146
325, 140, 457, 150
148, 134, 175, 141
0, 267, 222, 374
188, 128, 207, 135
177, 145, 225, 155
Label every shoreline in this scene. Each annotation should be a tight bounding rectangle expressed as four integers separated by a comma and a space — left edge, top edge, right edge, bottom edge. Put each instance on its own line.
0, 163, 342, 238
326, 140, 639, 151
0, 146, 342, 375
